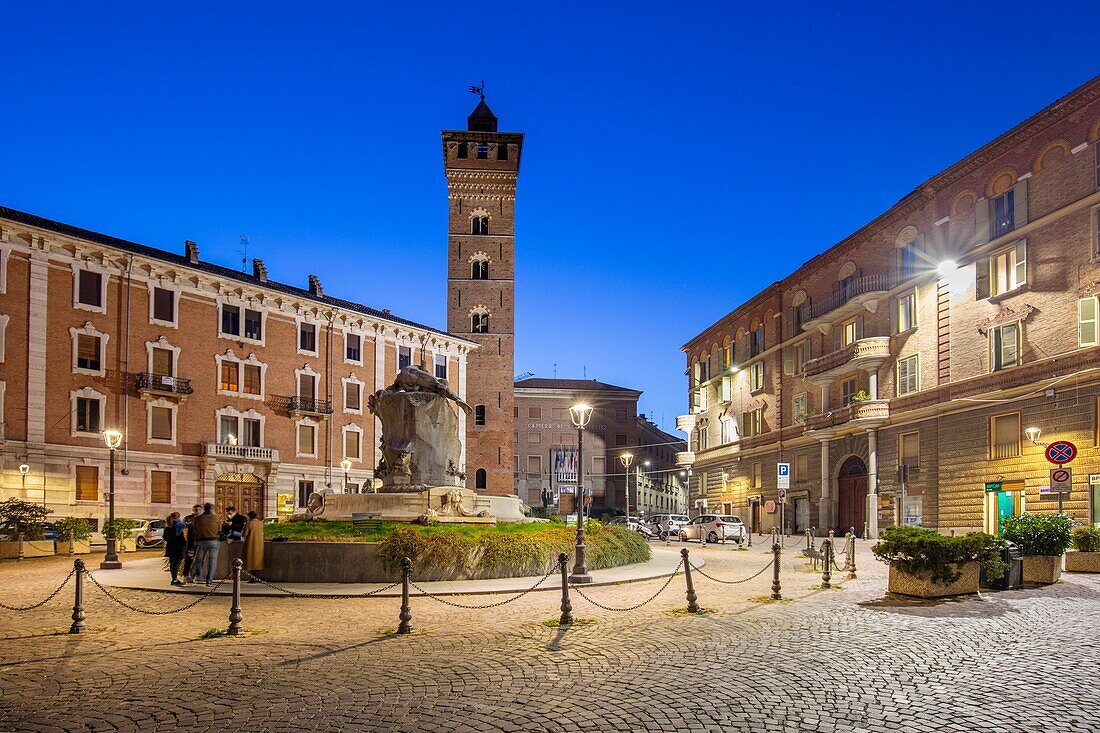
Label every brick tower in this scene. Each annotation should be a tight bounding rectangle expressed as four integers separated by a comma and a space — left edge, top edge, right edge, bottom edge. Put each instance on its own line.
443, 94, 523, 495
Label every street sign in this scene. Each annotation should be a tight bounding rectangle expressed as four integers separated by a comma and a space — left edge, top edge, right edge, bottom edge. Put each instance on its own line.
1049, 467, 1072, 494
558, 485, 575, 494
777, 463, 790, 490
778, 487, 787, 502
1045, 440, 1078, 465
984, 481, 1002, 492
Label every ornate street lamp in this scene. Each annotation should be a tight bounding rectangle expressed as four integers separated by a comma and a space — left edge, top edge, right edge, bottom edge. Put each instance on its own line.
100, 429, 124, 570
340, 458, 352, 493
569, 402, 594, 584
1024, 426, 1043, 445
619, 452, 633, 519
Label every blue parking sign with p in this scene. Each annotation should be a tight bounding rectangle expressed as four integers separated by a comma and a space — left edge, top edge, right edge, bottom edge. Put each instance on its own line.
778, 463, 789, 476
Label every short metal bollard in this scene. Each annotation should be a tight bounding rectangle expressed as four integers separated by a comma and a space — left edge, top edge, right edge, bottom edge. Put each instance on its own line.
227, 558, 243, 636
558, 553, 573, 626
397, 557, 413, 635
805, 529, 812, 551
848, 534, 857, 580
810, 527, 817, 550
770, 537, 782, 600
747, 528, 752, 548
843, 531, 853, 572
69, 559, 86, 634
862, 521, 868, 540
681, 548, 701, 614
820, 537, 833, 589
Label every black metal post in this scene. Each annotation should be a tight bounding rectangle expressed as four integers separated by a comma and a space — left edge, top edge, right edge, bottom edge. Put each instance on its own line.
558, 553, 573, 626
227, 558, 243, 636
771, 537, 782, 600
821, 537, 832, 589
100, 448, 121, 569
397, 557, 413, 634
69, 559, 86, 634
681, 548, 700, 613
805, 528, 812, 551
570, 425, 592, 583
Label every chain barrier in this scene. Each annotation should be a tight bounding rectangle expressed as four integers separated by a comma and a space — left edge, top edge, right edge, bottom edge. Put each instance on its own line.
239, 570, 400, 599
781, 533, 802, 548
410, 566, 557, 610
567, 559, 684, 612
85, 571, 227, 615
688, 556, 775, 585
0, 565, 77, 611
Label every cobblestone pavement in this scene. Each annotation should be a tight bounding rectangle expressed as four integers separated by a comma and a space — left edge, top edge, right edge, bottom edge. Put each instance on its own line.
1, 540, 1097, 732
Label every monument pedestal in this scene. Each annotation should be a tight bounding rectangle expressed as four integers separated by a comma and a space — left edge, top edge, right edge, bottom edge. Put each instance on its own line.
304, 487, 528, 523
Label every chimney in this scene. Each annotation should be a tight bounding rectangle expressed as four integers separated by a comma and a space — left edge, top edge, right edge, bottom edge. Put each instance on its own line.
252, 258, 268, 282
184, 240, 199, 263
308, 274, 323, 297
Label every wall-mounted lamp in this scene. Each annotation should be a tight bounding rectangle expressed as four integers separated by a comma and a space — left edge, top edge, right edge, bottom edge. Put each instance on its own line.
1024, 426, 1043, 445
936, 260, 957, 277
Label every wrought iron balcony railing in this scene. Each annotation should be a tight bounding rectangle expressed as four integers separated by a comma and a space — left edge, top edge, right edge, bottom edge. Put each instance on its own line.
798, 274, 892, 323
272, 395, 334, 416
135, 372, 193, 397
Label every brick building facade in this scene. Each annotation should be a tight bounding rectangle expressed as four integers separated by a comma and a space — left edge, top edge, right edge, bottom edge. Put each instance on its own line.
514, 378, 686, 517
680, 76, 1100, 537
444, 97, 522, 496
0, 207, 474, 524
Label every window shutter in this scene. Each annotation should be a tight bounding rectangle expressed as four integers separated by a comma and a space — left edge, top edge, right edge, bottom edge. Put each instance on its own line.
1014, 240, 1027, 285
75, 466, 99, 502
151, 407, 172, 440
975, 257, 991, 300
1004, 324, 1019, 367
855, 315, 864, 340
782, 346, 795, 376
151, 471, 171, 503
1079, 297, 1098, 347
890, 298, 899, 334
78, 335, 99, 364
784, 307, 795, 337
1012, 179, 1028, 227
832, 326, 842, 353
975, 198, 990, 245
152, 348, 172, 376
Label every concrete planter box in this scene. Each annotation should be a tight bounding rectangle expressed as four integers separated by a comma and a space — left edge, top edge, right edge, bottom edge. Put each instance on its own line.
1065, 551, 1100, 573
58, 539, 92, 555
0, 540, 56, 559
1022, 555, 1063, 584
887, 562, 980, 598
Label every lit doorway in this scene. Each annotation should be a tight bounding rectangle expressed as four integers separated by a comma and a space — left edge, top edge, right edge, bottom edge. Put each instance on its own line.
985, 486, 1024, 537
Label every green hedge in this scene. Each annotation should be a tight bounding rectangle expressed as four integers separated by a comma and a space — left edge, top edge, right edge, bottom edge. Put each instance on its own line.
873, 525, 1003, 584
1002, 513, 1074, 556
377, 522, 651, 577
1073, 526, 1100, 553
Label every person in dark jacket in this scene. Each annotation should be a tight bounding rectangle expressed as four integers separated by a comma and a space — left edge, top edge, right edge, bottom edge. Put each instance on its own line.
163, 512, 188, 586
222, 506, 247, 541
182, 503, 201, 581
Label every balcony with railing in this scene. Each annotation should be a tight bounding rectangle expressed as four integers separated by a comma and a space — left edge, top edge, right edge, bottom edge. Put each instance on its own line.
271, 395, 334, 417
135, 372, 193, 400
205, 442, 279, 462
798, 274, 892, 331
801, 336, 891, 380
803, 400, 890, 432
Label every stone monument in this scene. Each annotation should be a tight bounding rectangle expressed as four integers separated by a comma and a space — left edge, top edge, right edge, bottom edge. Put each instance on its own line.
302, 366, 528, 522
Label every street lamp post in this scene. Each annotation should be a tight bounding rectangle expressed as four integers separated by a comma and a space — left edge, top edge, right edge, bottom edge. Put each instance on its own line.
619, 452, 633, 519
340, 458, 352, 493
569, 402, 594, 584
100, 429, 123, 570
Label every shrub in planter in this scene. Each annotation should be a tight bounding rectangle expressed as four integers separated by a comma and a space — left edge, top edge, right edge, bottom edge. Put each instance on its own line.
55, 517, 93, 554
104, 518, 141, 552
0, 498, 51, 540
873, 526, 1003, 597
1002, 513, 1073, 584
1066, 526, 1100, 573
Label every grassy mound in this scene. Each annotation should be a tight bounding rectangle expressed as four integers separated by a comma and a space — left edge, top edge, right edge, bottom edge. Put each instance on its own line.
267, 520, 651, 578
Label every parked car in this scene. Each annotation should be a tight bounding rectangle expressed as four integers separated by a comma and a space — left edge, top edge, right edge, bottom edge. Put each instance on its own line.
133, 519, 166, 549
649, 514, 689, 540
678, 514, 746, 544
607, 516, 655, 538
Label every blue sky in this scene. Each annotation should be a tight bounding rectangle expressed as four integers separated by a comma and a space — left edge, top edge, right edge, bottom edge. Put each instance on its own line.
3, 2, 1097, 432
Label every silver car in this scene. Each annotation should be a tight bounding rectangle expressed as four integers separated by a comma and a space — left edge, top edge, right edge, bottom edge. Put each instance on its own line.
679, 514, 746, 544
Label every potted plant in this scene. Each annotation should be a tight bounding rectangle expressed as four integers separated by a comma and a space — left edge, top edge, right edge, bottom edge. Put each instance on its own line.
55, 517, 93, 555
105, 518, 141, 552
1001, 513, 1073, 584
0, 499, 55, 559
1064, 525, 1100, 573
873, 525, 1003, 598
851, 390, 873, 403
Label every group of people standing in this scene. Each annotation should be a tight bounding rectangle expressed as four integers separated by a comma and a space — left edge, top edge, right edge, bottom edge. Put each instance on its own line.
161, 504, 265, 587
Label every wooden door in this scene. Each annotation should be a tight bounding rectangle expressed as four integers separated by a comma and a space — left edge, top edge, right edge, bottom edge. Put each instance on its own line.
215, 480, 266, 518
838, 476, 867, 535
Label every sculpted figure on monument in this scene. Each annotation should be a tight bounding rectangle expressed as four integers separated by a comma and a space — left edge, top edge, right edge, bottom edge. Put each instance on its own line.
368, 365, 468, 491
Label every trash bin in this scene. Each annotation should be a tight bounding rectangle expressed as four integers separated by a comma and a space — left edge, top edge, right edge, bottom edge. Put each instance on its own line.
981, 540, 1023, 590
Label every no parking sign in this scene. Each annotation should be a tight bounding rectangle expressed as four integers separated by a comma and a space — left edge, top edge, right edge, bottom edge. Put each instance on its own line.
1045, 441, 1077, 465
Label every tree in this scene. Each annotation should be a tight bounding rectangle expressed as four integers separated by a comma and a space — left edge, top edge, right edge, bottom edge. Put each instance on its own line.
0, 498, 52, 540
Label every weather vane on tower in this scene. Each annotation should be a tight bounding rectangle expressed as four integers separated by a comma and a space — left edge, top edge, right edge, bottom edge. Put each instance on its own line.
468, 81, 486, 100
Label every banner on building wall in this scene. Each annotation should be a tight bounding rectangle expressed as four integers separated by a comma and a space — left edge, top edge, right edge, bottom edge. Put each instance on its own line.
277, 493, 294, 516
553, 447, 578, 485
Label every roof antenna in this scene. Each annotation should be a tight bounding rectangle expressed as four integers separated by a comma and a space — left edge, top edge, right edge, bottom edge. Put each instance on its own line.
468, 81, 486, 100
583, 365, 587, 379
553, 363, 557, 379
239, 235, 249, 273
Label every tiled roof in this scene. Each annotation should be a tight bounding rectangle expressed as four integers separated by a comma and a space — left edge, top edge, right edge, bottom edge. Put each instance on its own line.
514, 377, 641, 394
0, 204, 470, 343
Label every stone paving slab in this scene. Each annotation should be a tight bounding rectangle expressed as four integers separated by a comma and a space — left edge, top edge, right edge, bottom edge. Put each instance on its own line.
4, 543, 1093, 732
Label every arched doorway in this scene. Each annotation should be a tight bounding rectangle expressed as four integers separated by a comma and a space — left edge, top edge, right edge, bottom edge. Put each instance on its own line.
837, 456, 867, 534
214, 472, 266, 518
